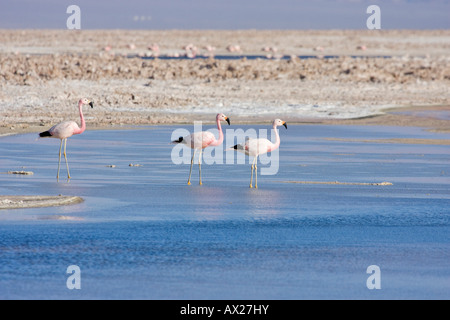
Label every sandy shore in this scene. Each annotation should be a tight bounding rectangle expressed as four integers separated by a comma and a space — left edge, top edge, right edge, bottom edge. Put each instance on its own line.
0, 29, 449, 135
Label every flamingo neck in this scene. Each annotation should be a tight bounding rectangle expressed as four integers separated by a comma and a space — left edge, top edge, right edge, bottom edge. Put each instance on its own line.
74, 101, 86, 135
270, 124, 281, 152
209, 117, 224, 146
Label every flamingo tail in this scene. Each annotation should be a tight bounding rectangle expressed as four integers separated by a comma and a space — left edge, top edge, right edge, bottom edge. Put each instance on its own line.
172, 136, 184, 144
226, 144, 243, 151
39, 131, 52, 138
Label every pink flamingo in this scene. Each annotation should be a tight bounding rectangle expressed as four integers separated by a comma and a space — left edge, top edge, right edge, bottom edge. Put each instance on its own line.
183, 44, 198, 59
39, 98, 94, 180
229, 119, 287, 188
172, 113, 230, 185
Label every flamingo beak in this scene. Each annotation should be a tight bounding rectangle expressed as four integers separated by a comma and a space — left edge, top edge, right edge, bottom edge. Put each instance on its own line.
89, 101, 94, 108
283, 121, 287, 129
226, 117, 231, 125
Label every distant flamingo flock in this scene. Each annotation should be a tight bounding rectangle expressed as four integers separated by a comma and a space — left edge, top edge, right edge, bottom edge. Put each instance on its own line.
39, 99, 287, 188
101, 42, 369, 59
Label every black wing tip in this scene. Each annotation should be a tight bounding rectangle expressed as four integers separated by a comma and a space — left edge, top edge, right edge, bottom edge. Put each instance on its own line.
39, 131, 52, 138
172, 136, 184, 144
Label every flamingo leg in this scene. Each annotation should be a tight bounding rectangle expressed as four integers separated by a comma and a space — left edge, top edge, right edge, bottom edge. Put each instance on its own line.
250, 157, 256, 188
254, 155, 258, 189
198, 150, 203, 185
187, 149, 197, 185
57, 139, 63, 180
63, 138, 71, 179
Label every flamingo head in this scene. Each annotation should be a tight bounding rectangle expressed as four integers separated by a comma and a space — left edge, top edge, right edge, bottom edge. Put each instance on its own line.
80, 98, 94, 108
273, 119, 287, 129
217, 113, 230, 125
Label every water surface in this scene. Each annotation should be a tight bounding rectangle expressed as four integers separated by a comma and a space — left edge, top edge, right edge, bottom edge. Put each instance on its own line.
0, 125, 449, 299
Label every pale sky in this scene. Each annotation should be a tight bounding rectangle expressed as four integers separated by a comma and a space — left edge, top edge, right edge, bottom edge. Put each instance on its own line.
0, 0, 449, 29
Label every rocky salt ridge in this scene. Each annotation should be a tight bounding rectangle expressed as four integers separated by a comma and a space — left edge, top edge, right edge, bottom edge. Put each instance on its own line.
1, 53, 449, 85
0, 30, 449, 132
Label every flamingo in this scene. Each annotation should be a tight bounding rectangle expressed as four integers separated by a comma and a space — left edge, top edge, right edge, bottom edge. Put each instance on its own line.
172, 113, 230, 185
229, 119, 287, 188
39, 98, 93, 180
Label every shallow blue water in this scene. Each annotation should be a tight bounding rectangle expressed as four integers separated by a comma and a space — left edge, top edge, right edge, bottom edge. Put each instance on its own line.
0, 124, 449, 299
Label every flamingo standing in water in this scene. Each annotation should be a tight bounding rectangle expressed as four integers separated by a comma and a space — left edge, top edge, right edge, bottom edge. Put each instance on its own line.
39, 98, 94, 180
229, 119, 287, 188
172, 113, 230, 185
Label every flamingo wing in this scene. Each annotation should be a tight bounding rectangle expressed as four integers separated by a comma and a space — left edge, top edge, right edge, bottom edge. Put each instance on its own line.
48, 121, 79, 139
245, 138, 273, 156
200, 131, 217, 148
183, 131, 216, 149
